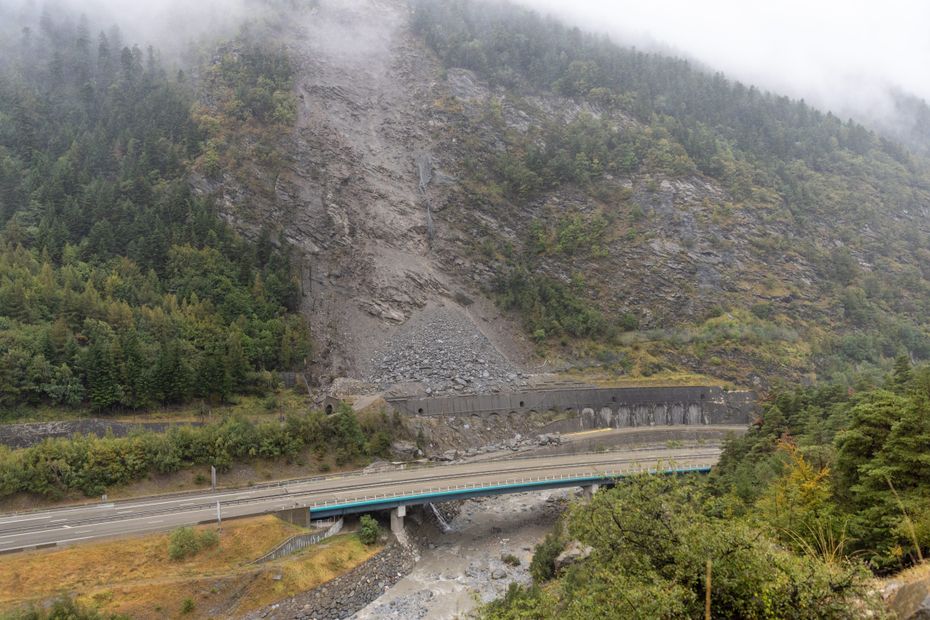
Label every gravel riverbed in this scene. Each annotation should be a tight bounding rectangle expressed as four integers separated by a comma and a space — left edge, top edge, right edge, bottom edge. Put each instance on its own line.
352, 490, 570, 619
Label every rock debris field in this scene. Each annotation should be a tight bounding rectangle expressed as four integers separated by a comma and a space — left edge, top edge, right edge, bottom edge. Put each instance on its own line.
366, 309, 529, 395
353, 490, 569, 620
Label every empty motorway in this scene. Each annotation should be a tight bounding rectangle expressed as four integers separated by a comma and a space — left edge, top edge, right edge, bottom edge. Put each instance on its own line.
0, 447, 720, 553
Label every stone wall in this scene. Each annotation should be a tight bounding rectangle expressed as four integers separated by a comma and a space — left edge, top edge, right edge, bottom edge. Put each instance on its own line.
0, 419, 203, 449
245, 541, 417, 620
387, 386, 755, 426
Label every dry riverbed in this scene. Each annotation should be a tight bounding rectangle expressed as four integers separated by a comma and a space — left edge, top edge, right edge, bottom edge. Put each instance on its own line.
353, 489, 570, 619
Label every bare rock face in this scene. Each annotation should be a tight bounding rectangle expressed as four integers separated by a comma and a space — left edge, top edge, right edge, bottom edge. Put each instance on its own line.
884, 573, 930, 620
207, 0, 531, 387
554, 540, 593, 573
204, 0, 827, 389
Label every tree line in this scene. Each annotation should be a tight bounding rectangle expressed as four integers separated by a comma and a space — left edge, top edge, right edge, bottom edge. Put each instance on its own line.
482, 361, 930, 618
0, 10, 310, 412
412, 0, 930, 377
0, 407, 398, 499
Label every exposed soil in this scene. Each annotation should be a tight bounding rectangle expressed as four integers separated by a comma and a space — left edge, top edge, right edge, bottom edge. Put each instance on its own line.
208, 0, 534, 390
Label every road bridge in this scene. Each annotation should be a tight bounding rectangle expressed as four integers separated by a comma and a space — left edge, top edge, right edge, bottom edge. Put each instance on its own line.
0, 447, 719, 553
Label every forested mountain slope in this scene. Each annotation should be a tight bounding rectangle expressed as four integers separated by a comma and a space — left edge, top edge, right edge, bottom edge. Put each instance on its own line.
3, 0, 930, 406
0, 8, 310, 413
402, 0, 930, 386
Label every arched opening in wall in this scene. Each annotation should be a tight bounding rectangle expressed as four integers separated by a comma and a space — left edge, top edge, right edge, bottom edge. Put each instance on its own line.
519, 401, 525, 408
611, 396, 617, 402
417, 408, 424, 414
325, 404, 333, 415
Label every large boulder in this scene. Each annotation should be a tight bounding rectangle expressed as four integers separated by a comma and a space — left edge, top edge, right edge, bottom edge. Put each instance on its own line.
390, 440, 422, 460
554, 540, 593, 573
884, 571, 930, 619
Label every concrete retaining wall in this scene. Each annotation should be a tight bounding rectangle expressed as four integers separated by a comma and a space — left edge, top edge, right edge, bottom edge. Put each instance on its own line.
387, 386, 754, 426
0, 419, 205, 449
252, 518, 343, 564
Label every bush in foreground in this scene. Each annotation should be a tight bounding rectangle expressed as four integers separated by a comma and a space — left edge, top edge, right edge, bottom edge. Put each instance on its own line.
483, 476, 885, 620
358, 515, 380, 545
168, 527, 220, 561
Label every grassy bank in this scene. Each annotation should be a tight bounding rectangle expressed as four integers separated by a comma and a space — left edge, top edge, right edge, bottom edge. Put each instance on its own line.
0, 516, 381, 619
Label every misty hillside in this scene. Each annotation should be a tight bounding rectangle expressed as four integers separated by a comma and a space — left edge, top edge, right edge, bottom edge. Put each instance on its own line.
0, 6, 310, 412
403, 0, 930, 386
196, 0, 930, 392
2, 0, 930, 413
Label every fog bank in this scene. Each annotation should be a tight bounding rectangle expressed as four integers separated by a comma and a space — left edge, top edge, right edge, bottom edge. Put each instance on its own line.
514, 0, 930, 125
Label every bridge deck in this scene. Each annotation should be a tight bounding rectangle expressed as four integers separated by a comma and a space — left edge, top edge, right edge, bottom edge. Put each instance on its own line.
308, 465, 711, 519
0, 448, 719, 552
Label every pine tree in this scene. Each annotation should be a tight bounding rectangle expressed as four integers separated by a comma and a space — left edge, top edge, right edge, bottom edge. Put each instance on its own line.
85, 338, 122, 411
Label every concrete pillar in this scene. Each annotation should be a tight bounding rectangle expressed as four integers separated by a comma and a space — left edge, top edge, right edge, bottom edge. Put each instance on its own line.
390, 505, 406, 536
582, 483, 601, 502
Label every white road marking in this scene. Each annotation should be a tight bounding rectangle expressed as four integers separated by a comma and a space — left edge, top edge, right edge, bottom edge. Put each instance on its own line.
0, 449, 721, 551
50, 535, 93, 545
0, 515, 51, 525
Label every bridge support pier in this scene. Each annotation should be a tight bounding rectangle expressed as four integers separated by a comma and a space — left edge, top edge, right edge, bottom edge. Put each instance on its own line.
390, 505, 406, 536
582, 483, 601, 502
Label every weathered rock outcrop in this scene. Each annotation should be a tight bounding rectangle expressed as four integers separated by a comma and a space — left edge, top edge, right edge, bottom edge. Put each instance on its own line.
203, 0, 532, 390
884, 571, 930, 620
555, 540, 593, 573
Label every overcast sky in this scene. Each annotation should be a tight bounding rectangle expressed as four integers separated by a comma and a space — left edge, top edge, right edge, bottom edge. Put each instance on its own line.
513, 0, 930, 120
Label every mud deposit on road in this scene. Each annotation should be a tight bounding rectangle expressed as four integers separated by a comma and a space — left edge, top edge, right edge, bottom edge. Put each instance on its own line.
352, 490, 569, 619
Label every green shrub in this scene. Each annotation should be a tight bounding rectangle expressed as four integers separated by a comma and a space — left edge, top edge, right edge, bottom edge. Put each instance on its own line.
529, 529, 565, 582
168, 527, 219, 561
501, 553, 521, 566
750, 302, 774, 319
198, 529, 220, 550
358, 514, 380, 545
180, 598, 195, 614
618, 312, 639, 331
168, 527, 200, 561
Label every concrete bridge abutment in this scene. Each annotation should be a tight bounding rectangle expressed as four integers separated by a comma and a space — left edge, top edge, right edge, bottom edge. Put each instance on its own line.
582, 483, 601, 502
390, 505, 406, 536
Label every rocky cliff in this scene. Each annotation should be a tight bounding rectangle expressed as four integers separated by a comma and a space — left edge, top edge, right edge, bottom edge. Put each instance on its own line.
202, 0, 930, 391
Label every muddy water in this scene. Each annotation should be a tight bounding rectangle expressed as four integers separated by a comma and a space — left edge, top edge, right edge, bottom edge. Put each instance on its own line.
352, 490, 570, 619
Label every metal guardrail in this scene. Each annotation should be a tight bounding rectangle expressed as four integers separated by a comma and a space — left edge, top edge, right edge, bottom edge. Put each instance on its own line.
251, 518, 344, 564
0, 451, 719, 537
216, 455, 717, 511
305, 461, 713, 514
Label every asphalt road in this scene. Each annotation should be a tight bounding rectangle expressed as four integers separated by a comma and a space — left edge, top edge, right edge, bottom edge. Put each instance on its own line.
0, 447, 719, 552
